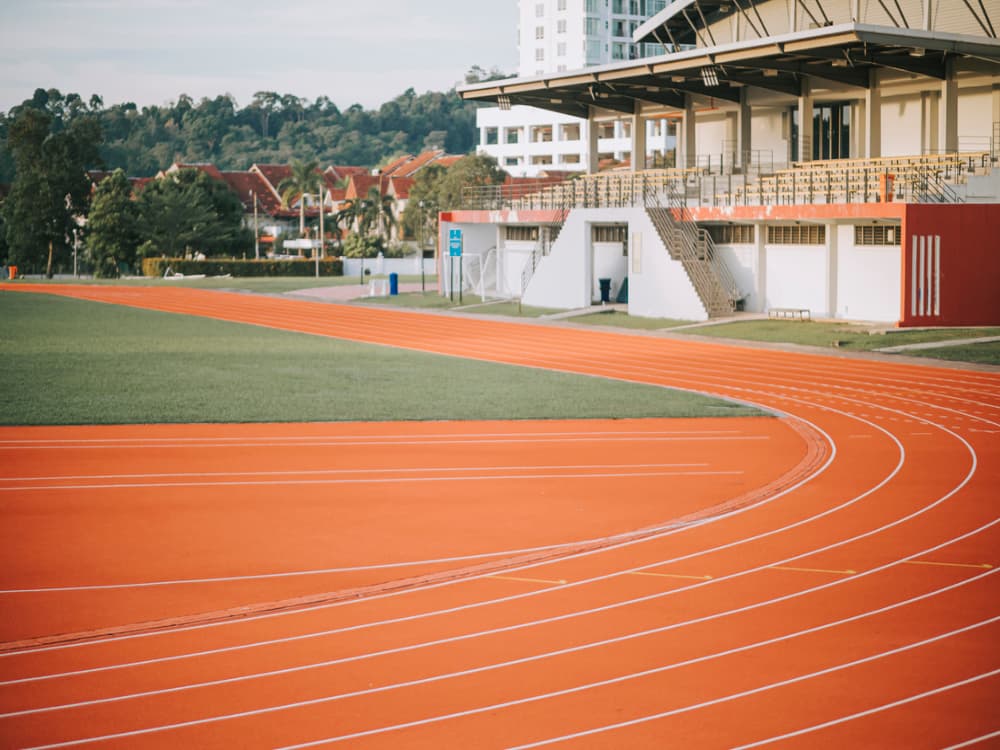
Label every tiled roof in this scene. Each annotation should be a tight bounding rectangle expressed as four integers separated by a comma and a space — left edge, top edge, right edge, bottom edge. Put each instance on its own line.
434, 155, 463, 169
344, 174, 387, 200
393, 150, 443, 177
387, 176, 415, 200
379, 154, 413, 176
169, 162, 224, 181
251, 164, 293, 194
325, 165, 368, 181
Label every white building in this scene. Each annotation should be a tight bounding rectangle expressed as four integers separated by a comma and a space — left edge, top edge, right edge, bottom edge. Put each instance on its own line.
456, 0, 1000, 328
477, 0, 675, 177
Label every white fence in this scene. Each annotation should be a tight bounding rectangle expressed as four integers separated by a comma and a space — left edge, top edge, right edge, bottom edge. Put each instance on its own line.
341, 256, 436, 278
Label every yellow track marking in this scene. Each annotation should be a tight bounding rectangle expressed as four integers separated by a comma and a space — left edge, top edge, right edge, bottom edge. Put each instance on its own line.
487, 575, 567, 585
630, 571, 713, 581
902, 560, 993, 570
770, 566, 856, 575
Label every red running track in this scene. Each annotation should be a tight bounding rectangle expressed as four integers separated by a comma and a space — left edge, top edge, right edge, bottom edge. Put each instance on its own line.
0, 284, 997, 749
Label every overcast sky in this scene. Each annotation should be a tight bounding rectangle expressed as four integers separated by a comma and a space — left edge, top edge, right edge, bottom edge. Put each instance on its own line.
0, 0, 519, 113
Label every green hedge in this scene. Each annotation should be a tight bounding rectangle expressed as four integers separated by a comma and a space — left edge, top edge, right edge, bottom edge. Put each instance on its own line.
142, 257, 344, 278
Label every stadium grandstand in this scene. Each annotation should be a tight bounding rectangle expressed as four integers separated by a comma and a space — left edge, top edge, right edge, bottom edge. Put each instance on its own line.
455, 0, 1000, 327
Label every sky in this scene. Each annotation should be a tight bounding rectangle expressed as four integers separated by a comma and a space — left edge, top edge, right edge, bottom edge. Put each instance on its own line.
0, 0, 519, 113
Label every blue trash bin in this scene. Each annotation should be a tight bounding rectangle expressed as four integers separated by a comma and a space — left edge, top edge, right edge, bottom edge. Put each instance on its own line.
598, 278, 612, 303
389, 272, 399, 296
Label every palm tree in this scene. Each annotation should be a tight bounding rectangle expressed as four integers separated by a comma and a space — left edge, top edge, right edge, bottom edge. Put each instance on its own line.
277, 160, 321, 238
357, 186, 396, 248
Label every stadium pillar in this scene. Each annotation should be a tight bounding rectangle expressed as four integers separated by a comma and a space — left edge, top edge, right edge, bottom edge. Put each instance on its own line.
587, 107, 600, 174
683, 94, 697, 169
921, 90, 939, 156
865, 68, 882, 158
797, 78, 813, 162
826, 221, 839, 318
631, 102, 646, 172
939, 58, 958, 153
738, 86, 752, 171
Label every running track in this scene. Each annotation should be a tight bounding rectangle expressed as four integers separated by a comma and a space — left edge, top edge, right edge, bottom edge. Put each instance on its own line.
0, 285, 997, 749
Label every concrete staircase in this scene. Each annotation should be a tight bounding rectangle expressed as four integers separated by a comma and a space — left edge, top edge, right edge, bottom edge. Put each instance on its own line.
646, 206, 742, 318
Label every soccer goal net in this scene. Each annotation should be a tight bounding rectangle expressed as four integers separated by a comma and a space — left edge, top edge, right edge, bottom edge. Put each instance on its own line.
460, 248, 509, 302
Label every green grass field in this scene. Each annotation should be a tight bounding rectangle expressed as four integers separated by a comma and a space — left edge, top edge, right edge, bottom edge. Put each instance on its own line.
0, 291, 764, 426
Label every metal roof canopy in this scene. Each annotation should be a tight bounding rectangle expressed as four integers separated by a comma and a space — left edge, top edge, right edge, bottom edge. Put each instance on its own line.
459, 24, 1000, 117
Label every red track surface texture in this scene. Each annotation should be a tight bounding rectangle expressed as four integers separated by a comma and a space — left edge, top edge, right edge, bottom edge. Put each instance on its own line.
0, 284, 997, 750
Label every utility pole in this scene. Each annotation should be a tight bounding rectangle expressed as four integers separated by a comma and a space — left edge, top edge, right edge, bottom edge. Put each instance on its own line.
252, 190, 260, 260
317, 186, 324, 277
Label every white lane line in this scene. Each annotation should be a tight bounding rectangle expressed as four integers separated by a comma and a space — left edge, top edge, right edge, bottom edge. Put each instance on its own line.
5, 559, 992, 726
0, 429, 747, 445
0, 432, 759, 450
0, 469, 742, 494
0, 462, 708, 484
942, 730, 1000, 749
730, 672, 1000, 749
498, 618, 1000, 750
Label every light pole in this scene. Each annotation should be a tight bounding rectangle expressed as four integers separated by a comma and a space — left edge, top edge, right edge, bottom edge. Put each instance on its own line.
316, 186, 324, 278
251, 190, 260, 260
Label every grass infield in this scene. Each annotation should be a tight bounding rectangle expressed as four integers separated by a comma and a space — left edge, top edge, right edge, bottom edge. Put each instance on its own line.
0, 291, 764, 426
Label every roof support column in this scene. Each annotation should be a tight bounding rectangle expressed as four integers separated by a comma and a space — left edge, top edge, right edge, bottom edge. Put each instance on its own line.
797, 78, 813, 162
921, 90, 939, 155
587, 107, 599, 174
738, 86, 752, 172
865, 68, 882, 158
682, 94, 697, 169
631, 102, 647, 171
939, 57, 958, 154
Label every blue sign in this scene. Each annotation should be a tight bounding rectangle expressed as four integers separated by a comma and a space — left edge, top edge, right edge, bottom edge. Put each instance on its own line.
448, 228, 463, 257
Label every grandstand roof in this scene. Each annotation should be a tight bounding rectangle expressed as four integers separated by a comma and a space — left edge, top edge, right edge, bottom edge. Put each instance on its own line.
459, 23, 1000, 118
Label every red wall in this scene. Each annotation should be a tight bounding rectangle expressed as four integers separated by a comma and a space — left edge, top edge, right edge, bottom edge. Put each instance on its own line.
900, 204, 1000, 327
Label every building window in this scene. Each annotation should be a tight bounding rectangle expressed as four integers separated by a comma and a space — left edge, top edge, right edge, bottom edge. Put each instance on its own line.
506, 226, 540, 241
560, 153, 582, 164
558, 0, 567, 9
536, 26, 544, 39
484, 127, 498, 145
557, 19, 567, 33
707, 224, 756, 244
560, 123, 581, 141
505, 127, 522, 144
504, 156, 522, 167
531, 154, 554, 165
613, 0, 626, 12
597, 122, 616, 139
855, 225, 900, 245
767, 225, 826, 245
535, 48, 544, 61
585, 16, 601, 35
586, 0, 600, 11
592, 225, 628, 243
531, 125, 553, 142
557, 42, 567, 56
536, 3, 544, 16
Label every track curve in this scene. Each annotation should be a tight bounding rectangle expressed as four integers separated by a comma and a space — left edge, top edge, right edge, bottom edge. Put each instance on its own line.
0, 285, 997, 749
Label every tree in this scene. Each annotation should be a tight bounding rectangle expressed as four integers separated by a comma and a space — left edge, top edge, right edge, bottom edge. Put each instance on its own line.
87, 169, 140, 277
434, 154, 506, 210
136, 169, 247, 257
277, 159, 321, 237
400, 163, 446, 247
2, 91, 102, 276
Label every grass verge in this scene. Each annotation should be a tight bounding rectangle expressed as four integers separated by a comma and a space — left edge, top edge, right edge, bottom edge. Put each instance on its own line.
0, 291, 764, 425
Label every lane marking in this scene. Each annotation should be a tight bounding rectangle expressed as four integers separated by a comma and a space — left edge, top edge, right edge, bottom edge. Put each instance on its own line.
902, 560, 993, 570
943, 730, 1000, 749
731, 671, 1000, 749
0, 469, 744, 494
629, 571, 712, 581
0, 462, 709, 485
487, 576, 568, 586
770, 566, 857, 576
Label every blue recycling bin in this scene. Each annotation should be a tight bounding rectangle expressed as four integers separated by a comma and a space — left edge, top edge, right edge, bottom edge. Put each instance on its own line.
598, 278, 612, 303
389, 272, 399, 296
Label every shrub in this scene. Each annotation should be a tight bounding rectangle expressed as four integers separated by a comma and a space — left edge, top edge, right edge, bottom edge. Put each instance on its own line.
141, 257, 344, 278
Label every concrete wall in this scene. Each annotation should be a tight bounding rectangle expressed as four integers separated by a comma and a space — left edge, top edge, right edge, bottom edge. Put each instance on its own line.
591, 241, 627, 302
764, 244, 829, 316
836, 226, 901, 322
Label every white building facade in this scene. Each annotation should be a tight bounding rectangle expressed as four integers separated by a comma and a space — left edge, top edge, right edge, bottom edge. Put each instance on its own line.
477, 0, 675, 177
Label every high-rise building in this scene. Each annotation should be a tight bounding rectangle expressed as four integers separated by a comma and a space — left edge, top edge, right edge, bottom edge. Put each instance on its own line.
478, 0, 673, 178
518, 0, 667, 76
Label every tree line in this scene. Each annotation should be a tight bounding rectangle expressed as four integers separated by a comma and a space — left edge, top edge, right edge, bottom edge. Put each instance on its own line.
0, 84, 485, 184
0, 87, 506, 276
